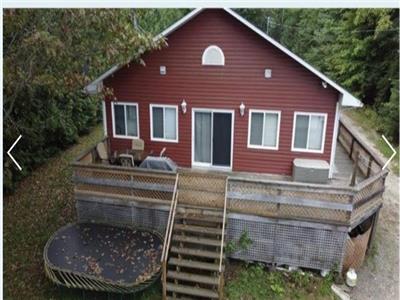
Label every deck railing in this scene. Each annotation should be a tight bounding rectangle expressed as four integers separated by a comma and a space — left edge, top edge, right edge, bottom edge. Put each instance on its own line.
338, 116, 386, 178
228, 178, 353, 225
72, 166, 386, 229
227, 168, 386, 227
161, 174, 179, 300
72, 116, 388, 228
218, 179, 228, 299
72, 162, 177, 205
219, 179, 228, 273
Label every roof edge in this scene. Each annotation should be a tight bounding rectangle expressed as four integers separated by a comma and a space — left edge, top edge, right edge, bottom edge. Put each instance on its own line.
222, 8, 363, 108
85, 8, 363, 108
153, 8, 204, 42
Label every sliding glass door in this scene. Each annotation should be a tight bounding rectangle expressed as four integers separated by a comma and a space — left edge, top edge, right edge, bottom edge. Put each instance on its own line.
194, 112, 212, 164
193, 110, 233, 168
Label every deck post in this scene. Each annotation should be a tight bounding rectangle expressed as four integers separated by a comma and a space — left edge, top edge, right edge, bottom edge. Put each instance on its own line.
366, 209, 380, 254
367, 156, 373, 177
350, 151, 360, 186
218, 272, 224, 299
349, 136, 355, 159
162, 260, 167, 300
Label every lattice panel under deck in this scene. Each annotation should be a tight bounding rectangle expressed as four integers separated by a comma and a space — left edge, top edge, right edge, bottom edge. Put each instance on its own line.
342, 227, 372, 271
227, 216, 347, 271
273, 224, 345, 270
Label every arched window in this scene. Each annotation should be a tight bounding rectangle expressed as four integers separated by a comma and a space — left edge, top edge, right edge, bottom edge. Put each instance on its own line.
202, 45, 225, 66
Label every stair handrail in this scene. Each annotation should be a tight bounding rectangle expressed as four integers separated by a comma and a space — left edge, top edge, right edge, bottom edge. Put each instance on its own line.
217, 178, 228, 299
219, 178, 228, 273
161, 173, 179, 261
161, 173, 179, 299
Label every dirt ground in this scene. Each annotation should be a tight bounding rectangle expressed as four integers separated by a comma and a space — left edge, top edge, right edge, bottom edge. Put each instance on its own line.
344, 116, 399, 300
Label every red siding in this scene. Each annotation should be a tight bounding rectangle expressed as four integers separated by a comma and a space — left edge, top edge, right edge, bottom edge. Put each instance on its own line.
104, 9, 339, 175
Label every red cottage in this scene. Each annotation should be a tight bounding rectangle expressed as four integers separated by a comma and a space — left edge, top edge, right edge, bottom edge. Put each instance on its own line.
49, 9, 386, 296
86, 8, 362, 177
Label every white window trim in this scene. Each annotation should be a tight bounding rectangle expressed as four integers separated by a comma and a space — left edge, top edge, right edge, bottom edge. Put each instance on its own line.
247, 109, 281, 150
291, 112, 327, 154
111, 101, 140, 139
149, 104, 179, 143
329, 101, 341, 178
202, 45, 225, 66
191, 108, 235, 170
102, 100, 107, 137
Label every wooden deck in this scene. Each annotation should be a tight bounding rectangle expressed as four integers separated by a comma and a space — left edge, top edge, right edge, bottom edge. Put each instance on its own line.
183, 142, 363, 187
332, 142, 365, 185
72, 118, 387, 225
76, 117, 377, 189
70, 117, 388, 272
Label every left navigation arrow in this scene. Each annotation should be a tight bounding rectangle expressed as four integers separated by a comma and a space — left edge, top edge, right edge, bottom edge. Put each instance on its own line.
7, 135, 22, 171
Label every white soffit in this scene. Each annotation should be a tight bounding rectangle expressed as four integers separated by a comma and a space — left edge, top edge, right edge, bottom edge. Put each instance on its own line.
86, 7, 363, 108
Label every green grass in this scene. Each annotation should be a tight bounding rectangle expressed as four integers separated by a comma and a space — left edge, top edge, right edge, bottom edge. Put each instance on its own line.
345, 108, 399, 176
225, 263, 336, 300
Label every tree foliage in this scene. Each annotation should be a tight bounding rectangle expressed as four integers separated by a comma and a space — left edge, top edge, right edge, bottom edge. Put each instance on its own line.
133, 9, 190, 34
3, 9, 163, 193
237, 9, 399, 143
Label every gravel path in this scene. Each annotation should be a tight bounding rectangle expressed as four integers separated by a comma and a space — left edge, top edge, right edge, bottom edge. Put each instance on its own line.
343, 115, 399, 300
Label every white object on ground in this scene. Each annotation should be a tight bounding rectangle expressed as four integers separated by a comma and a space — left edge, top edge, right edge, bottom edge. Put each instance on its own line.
288, 266, 298, 272
346, 268, 357, 287
320, 269, 330, 277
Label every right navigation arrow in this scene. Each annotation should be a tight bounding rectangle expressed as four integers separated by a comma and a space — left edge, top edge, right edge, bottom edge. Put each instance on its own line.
381, 135, 397, 170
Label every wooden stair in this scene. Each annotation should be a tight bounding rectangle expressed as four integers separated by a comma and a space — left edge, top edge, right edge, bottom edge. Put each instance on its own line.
163, 173, 228, 300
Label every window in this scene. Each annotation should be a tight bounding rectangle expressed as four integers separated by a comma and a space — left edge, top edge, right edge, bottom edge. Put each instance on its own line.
292, 112, 327, 153
248, 110, 281, 150
150, 104, 178, 142
202, 45, 225, 66
112, 102, 139, 138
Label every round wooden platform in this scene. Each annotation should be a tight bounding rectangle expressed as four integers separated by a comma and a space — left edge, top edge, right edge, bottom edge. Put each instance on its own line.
44, 223, 163, 294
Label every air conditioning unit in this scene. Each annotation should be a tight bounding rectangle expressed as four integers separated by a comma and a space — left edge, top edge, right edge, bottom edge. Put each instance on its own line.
293, 158, 330, 184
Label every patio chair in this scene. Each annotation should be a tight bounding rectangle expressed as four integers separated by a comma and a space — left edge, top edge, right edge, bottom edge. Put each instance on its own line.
96, 141, 109, 164
119, 153, 135, 167
131, 138, 146, 161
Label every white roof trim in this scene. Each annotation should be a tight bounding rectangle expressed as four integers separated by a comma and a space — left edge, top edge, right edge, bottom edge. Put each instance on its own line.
85, 8, 363, 108
84, 64, 120, 94
84, 8, 204, 93
153, 8, 204, 42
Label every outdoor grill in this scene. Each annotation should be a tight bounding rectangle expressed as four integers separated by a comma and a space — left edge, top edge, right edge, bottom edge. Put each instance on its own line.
139, 156, 178, 172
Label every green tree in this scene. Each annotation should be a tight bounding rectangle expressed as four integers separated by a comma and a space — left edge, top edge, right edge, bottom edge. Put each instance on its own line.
237, 8, 399, 143
3, 9, 162, 193
134, 9, 190, 34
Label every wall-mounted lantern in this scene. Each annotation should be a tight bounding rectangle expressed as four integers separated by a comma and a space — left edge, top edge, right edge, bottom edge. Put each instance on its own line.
181, 99, 187, 114
160, 66, 167, 75
239, 102, 246, 117
322, 81, 328, 88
